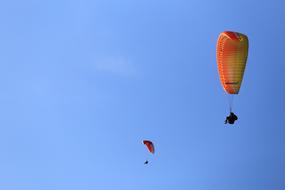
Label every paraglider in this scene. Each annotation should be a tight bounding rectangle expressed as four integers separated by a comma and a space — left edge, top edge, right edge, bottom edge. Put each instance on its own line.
216, 31, 249, 125
224, 112, 238, 124
143, 140, 154, 164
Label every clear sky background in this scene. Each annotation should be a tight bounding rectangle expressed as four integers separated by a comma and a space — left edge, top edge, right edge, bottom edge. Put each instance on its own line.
0, 0, 285, 189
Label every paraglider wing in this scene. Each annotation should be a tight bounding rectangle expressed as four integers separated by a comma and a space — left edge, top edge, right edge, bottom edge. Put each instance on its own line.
216, 31, 249, 94
143, 140, 155, 154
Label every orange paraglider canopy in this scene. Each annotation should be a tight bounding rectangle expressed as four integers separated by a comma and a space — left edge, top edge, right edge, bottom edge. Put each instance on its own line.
216, 31, 249, 94
143, 140, 154, 154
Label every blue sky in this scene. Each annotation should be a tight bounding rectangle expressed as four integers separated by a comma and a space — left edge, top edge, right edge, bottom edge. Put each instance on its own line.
0, 0, 285, 189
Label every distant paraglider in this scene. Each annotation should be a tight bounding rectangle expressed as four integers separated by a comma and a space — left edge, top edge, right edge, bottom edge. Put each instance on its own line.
216, 31, 249, 124
224, 112, 238, 124
143, 140, 154, 164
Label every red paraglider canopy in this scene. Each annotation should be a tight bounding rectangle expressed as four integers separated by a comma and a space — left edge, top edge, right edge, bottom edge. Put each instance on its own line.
143, 140, 155, 154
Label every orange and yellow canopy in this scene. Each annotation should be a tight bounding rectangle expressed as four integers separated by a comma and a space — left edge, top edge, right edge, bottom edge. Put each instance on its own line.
216, 31, 249, 94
